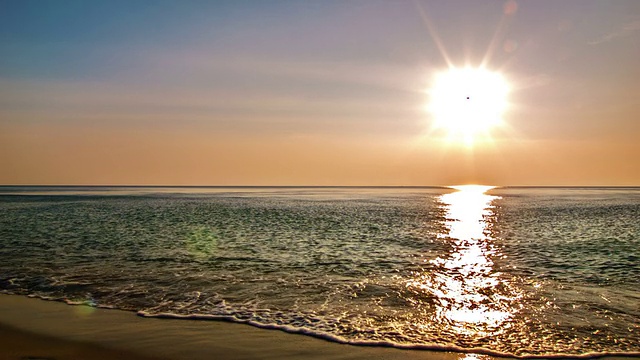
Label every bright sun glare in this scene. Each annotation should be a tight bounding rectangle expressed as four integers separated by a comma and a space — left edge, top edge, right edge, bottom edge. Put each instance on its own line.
428, 67, 509, 145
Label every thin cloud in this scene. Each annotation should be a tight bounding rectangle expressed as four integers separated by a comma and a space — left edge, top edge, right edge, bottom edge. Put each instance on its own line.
589, 19, 640, 45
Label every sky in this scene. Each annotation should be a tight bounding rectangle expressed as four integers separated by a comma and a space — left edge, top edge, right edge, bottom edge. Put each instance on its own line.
1, 0, 639, 186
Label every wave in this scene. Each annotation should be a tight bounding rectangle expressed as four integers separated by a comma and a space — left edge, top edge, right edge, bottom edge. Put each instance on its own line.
137, 310, 640, 359
2, 290, 639, 359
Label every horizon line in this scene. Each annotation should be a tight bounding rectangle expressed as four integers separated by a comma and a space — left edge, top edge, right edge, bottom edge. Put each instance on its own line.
1, 185, 639, 189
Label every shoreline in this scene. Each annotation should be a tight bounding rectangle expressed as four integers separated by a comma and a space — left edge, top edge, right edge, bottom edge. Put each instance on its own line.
1, 294, 638, 360
0, 294, 463, 360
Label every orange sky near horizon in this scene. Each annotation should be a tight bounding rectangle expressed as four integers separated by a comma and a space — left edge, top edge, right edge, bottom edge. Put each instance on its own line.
2, 122, 638, 186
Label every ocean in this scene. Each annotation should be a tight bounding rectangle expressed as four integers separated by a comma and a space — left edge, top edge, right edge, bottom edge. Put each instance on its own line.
0, 186, 638, 358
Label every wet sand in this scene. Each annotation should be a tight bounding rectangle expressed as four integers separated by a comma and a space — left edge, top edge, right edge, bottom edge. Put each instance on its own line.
0, 294, 464, 360
0, 322, 165, 360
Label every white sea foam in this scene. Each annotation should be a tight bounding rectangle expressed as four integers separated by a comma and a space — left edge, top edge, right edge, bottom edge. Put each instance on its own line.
138, 310, 640, 359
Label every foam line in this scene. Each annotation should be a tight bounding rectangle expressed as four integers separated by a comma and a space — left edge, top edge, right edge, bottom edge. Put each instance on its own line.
137, 311, 640, 359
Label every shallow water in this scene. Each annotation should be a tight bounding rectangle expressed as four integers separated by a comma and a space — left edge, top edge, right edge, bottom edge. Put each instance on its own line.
0, 186, 638, 357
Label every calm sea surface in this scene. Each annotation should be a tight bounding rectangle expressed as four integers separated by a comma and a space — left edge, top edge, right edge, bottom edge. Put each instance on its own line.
0, 186, 638, 357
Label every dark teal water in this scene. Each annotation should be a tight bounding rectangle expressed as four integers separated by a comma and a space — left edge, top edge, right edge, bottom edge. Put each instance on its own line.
0, 186, 638, 357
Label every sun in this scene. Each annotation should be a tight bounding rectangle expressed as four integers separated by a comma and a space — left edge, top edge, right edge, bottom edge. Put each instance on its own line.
427, 67, 509, 145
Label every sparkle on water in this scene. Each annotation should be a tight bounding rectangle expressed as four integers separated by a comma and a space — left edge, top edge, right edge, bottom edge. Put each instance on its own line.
1, 186, 639, 357
407, 185, 518, 336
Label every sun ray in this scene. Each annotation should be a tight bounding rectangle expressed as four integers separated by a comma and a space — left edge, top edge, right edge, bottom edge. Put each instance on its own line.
414, 1, 454, 68
480, 2, 516, 69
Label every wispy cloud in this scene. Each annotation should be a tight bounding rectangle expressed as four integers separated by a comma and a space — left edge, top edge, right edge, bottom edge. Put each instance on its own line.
589, 19, 640, 45
0, 76, 422, 137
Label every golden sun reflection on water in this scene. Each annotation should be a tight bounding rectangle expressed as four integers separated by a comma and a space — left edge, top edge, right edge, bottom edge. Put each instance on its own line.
459, 354, 493, 360
407, 185, 518, 336
441, 185, 497, 241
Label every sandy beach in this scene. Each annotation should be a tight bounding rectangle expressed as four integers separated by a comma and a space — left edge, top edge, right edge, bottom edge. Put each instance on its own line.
0, 322, 164, 360
0, 294, 468, 360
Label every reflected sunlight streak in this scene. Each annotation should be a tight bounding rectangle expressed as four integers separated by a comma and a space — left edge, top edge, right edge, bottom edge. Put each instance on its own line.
407, 185, 520, 336
437, 185, 509, 331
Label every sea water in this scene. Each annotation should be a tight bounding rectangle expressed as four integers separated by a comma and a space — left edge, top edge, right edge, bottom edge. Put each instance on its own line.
0, 186, 638, 358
